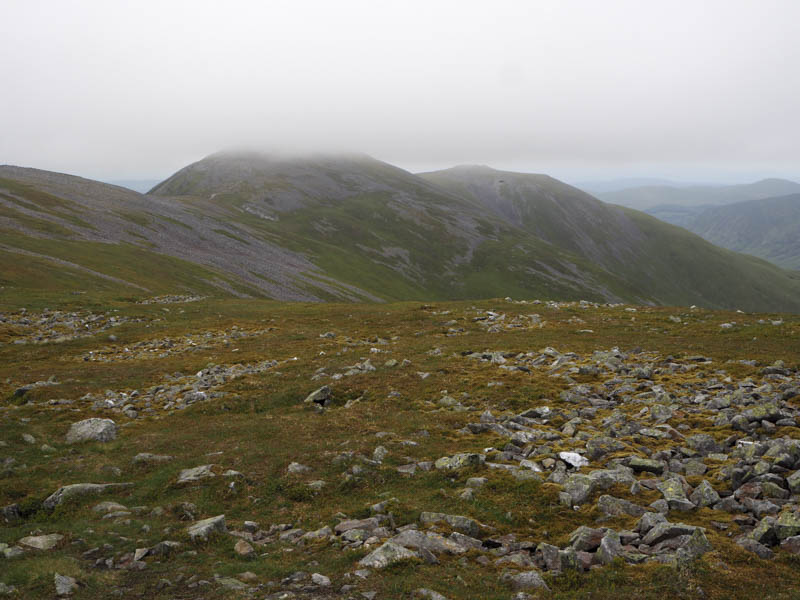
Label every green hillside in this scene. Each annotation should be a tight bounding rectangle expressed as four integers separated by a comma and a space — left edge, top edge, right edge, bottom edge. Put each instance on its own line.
3, 153, 800, 312
681, 194, 800, 271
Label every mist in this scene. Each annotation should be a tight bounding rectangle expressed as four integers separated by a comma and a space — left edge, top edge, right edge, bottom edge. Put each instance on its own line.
1, 0, 799, 183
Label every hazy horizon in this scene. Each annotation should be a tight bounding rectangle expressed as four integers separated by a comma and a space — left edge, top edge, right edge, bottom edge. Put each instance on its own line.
2, 0, 799, 185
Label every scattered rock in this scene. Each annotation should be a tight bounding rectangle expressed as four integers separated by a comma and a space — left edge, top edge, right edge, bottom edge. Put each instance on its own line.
65, 418, 117, 443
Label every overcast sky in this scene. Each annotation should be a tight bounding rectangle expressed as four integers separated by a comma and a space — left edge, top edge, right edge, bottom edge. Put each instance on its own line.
1, 0, 799, 183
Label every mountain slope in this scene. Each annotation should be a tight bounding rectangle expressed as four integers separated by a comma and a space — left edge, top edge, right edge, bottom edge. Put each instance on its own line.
598, 178, 800, 211
419, 166, 800, 312
151, 152, 639, 303
0, 166, 379, 302
679, 194, 800, 270
3, 153, 800, 312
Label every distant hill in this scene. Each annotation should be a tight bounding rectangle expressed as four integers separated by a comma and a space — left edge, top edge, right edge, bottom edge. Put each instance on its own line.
598, 178, 800, 211
2, 153, 800, 312
574, 177, 696, 195
672, 194, 800, 271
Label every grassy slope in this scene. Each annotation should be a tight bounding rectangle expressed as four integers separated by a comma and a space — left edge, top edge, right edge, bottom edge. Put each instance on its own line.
1, 293, 800, 599
685, 194, 800, 270
617, 209, 800, 312
421, 167, 800, 313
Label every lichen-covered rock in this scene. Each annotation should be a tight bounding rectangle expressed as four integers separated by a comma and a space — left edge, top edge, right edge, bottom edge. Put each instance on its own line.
419, 512, 481, 537
304, 385, 331, 407
775, 511, 800, 540
569, 526, 605, 551
176, 465, 216, 483
737, 537, 774, 559
43, 483, 133, 510
65, 418, 117, 444
596, 495, 645, 517
503, 569, 549, 592
434, 453, 484, 471
596, 530, 623, 564
629, 456, 664, 475
641, 522, 696, 546
187, 515, 226, 541
54, 574, 78, 596
18, 533, 63, 550
656, 478, 695, 511
391, 530, 468, 555
689, 480, 720, 508
358, 542, 417, 568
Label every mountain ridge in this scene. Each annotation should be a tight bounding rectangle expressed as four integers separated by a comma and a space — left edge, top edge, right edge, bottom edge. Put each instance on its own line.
2, 152, 800, 312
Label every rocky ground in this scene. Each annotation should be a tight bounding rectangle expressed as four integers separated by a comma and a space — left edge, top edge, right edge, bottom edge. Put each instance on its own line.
1, 296, 799, 599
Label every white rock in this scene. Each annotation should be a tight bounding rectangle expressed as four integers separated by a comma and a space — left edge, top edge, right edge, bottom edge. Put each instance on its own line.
558, 452, 589, 468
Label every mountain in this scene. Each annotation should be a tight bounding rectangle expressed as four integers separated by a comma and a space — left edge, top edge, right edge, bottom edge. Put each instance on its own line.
574, 177, 695, 195
598, 178, 800, 211
674, 194, 800, 271
3, 152, 800, 312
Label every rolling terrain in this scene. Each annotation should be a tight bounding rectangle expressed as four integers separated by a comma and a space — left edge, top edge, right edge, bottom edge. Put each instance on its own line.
1, 293, 800, 599
650, 195, 800, 271
2, 153, 800, 312
596, 178, 800, 212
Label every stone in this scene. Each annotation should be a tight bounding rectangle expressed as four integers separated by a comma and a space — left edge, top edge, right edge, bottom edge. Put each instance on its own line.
187, 515, 226, 541
43, 483, 133, 510
287, 462, 311, 474
569, 526, 605, 551
682, 528, 712, 559
466, 477, 487, 489
1, 504, 20, 523
311, 573, 331, 586
750, 517, 778, 546
538, 542, 562, 572
234, 539, 254, 558
656, 478, 695, 511
0, 583, 17, 595
92, 501, 128, 513
642, 522, 696, 546
302, 526, 333, 542
686, 434, 719, 455
373, 446, 388, 462
596, 530, 623, 564
779, 535, 800, 554
65, 418, 117, 444
434, 453, 485, 470
54, 574, 78, 596
596, 495, 645, 517
786, 470, 800, 494
0, 544, 25, 560
629, 456, 664, 475
132, 453, 173, 465
586, 437, 626, 461
415, 589, 449, 600
390, 530, 468, 555
689, 480, 720, 508
304, 385, 331, 407
737, 537, 774, 559
177, 465, 216, 483
419, 512, 481, 537
19, 533, 64, 550
775, 511, 800, 540
563, 474, 594, 505
558, 451, 589, 468
358, 542, 417, 568
504, 570, 550, 592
